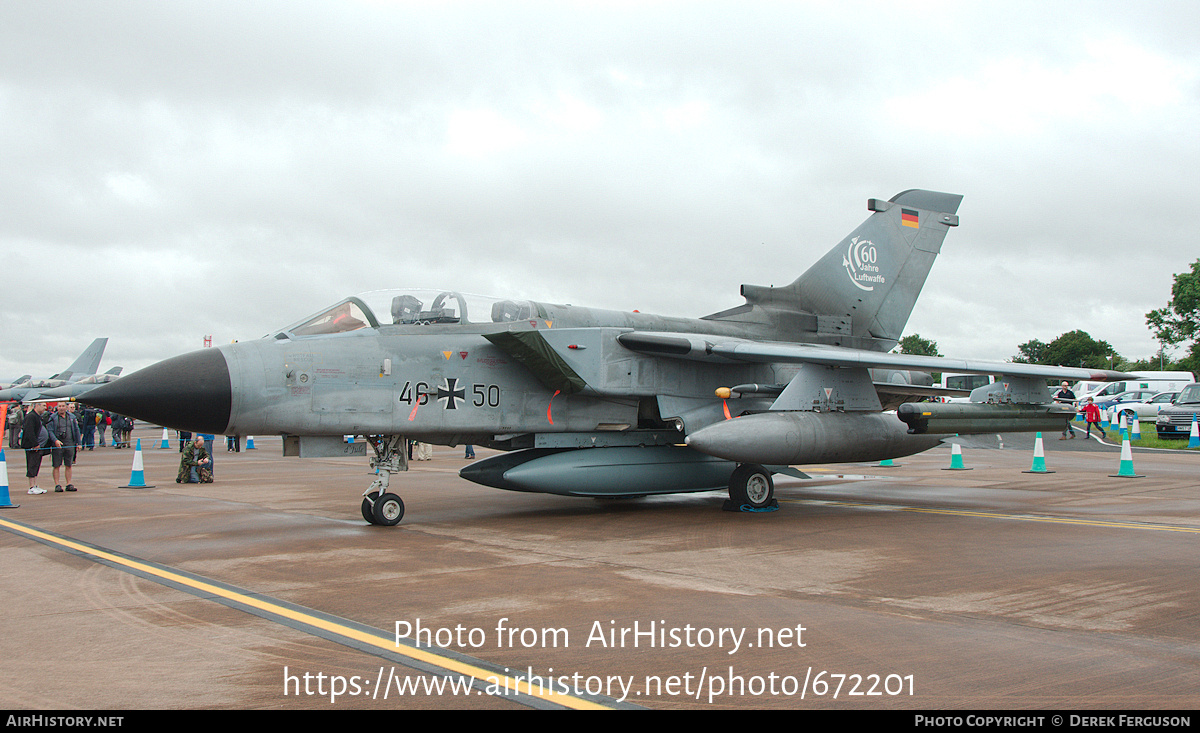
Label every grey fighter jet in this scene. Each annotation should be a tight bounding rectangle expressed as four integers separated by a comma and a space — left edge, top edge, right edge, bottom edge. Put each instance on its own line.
0, 375, 31, 390
33, 368, 124, 401
80, 191, 1132, 525
0, 338, 110, 402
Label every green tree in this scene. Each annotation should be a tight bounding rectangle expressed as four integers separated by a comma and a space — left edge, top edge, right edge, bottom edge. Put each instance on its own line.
1146, 259, 1200, 374
1118, 346, 1182, 372
896, 334, 941, 357
1012, 339, 1048, 364
1043, 330, 1118, 369
895, 333, 942, 385
1011, 331, 1117, 369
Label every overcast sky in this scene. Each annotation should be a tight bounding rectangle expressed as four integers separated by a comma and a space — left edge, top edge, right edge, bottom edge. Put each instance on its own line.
3, 1, 1198, 379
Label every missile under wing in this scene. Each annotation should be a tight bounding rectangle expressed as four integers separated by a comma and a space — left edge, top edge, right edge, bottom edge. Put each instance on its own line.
80, 191, 1132, 525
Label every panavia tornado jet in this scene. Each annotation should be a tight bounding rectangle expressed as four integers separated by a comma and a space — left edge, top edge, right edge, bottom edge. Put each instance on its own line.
33, 368, 124, 401
0, 338, 110, 402
80, 190, 1132, 525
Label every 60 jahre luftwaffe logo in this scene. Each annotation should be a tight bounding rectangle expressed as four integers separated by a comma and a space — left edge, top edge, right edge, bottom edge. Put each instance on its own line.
843, 237, 885, 292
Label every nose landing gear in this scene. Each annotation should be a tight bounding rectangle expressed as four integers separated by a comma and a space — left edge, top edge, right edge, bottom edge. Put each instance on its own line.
362, 435, 408, 526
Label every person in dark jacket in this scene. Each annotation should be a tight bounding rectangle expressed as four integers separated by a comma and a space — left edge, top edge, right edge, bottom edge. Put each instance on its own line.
22, 402, 61, 494
1053, 381, 1077, 439
80, 406, 97, 450
48, 402, 82, 492
112, 414, 132, 448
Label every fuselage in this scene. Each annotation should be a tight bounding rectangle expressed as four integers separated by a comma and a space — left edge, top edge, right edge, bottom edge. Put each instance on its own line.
213, 300, 789, 443
79, 289, 923, 448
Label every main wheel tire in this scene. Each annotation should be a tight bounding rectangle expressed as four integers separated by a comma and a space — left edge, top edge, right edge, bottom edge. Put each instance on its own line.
372, 492, 405, 526
729, 464, 774, 509
361, 491, 380, 524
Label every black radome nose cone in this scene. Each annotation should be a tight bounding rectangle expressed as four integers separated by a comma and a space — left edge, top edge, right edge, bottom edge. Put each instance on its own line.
79, 348, 232, 434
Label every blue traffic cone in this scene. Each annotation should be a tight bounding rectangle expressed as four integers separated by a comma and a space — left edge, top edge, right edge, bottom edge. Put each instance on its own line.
0, 449, 18, 508
943, 442, 971, 470
1023, 432, 1054, 474
159, 428, 170, 449
1189, 415, 1199, 449
1110, 437, 1145, 478
246, 436, 256, 450
120, 439, 155, 488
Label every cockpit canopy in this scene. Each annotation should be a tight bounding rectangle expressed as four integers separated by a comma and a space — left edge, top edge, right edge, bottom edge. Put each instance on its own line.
278, 289, 539, 338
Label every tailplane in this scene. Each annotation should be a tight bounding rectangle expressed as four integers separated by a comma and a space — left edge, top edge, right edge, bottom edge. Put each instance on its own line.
64, 338, 108, 377
713, 190, 961, 350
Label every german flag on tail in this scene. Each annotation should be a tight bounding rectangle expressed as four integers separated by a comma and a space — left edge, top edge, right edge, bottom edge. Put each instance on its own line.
901, 208, 919, 228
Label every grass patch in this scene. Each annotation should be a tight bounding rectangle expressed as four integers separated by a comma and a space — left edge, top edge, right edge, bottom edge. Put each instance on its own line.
1070, 419, 1199, 449
1127, 432, 1200, 451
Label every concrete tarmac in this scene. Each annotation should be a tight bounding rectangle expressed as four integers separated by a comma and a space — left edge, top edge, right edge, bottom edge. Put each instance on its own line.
2, 429, 1198, 710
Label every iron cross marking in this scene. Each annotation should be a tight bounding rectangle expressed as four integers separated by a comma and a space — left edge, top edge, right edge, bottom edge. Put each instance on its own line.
437, 377, 466, 410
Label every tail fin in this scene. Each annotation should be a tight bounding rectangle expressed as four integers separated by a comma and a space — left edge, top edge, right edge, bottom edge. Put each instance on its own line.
735, 190, 961, 350
64, 338, 108, 377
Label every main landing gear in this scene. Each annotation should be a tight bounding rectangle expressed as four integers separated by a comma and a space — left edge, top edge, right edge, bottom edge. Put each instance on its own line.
362, 435, 407, 526
724, 463, 777, 511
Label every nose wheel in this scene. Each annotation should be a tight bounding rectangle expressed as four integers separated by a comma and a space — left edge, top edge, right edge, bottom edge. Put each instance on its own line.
362, 435, 409, 526
363, 490, 405, 526
361, 492, 378, 523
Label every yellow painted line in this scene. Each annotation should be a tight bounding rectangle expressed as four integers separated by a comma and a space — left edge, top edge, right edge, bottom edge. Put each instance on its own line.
785, 499, 1200, 534
0, 516, 610, 709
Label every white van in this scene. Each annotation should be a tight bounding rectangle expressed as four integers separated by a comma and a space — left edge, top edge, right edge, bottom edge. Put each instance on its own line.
1074, 372, 1195, 403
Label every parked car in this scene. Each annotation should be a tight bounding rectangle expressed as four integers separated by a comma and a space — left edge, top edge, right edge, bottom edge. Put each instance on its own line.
1155, 384, 1200, 439
1095, 389, 1159, 412
1109, 391, 1179, 423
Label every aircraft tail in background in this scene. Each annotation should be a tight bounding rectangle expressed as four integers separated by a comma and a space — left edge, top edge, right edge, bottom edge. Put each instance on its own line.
63, 338, 108, 377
